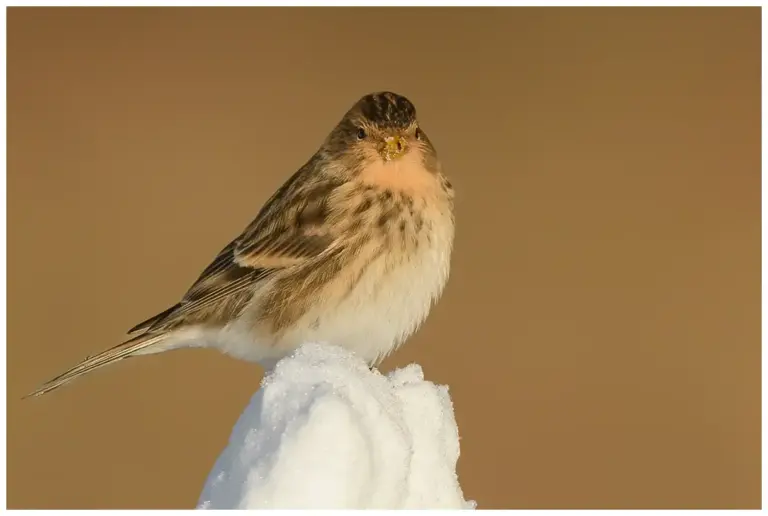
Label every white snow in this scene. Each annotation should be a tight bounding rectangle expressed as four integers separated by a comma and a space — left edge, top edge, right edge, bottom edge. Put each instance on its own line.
197, 343, 475, 510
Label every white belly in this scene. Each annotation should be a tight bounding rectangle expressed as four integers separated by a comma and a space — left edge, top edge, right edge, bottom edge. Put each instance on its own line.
215, 218, 453, 367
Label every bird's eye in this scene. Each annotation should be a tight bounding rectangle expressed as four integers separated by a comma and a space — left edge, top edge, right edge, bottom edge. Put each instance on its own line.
415, 128, 423, 140
356, 128, 366, 140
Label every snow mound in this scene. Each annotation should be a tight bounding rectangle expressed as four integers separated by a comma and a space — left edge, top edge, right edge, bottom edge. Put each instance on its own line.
197, 343, 475, 510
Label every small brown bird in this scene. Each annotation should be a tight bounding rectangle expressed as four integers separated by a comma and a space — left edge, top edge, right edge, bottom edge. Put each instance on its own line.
27, 91, 455, 398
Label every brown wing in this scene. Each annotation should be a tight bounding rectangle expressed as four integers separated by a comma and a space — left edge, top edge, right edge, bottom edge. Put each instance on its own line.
128, 171, 346, 334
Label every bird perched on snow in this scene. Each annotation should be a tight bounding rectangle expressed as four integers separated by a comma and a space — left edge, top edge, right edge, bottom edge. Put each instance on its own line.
28, 91, 455, 398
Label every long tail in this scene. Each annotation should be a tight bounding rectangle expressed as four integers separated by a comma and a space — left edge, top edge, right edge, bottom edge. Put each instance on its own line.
24, 332, 168, 398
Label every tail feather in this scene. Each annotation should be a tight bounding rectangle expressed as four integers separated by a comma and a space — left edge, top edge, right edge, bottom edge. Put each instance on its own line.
24, 333, 167, 399
127, 303, 181, 335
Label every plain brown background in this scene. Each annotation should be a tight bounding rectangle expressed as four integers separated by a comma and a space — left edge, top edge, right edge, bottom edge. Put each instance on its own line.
7, 7, 760, 509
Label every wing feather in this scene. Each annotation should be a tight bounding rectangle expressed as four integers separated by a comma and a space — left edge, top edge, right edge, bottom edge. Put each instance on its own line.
133, 171, 347, 332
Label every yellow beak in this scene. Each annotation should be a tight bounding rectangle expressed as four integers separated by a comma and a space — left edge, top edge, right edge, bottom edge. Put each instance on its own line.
382, 135, 406, 161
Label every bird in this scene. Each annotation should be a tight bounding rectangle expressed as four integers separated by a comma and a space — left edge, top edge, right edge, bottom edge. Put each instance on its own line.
27, 91, 455, 398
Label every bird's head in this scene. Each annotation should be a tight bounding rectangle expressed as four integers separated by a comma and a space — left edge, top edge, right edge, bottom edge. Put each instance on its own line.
323, 92, 437, 171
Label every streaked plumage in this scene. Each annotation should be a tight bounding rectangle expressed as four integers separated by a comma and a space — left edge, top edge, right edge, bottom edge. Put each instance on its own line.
27, 91, 455, 398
